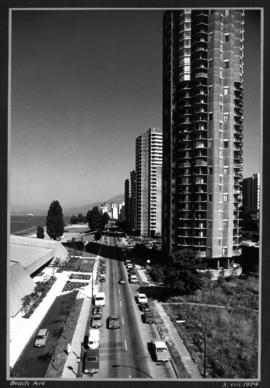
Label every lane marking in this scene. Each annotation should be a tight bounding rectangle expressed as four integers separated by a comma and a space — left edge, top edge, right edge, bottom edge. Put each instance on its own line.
120, 300, 122, 307
122, 316, 124, 325
125, 339, 127, 351
118, 289, 120, 295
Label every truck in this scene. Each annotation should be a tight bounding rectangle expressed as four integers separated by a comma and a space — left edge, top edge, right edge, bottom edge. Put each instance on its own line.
83, 348, 99, 375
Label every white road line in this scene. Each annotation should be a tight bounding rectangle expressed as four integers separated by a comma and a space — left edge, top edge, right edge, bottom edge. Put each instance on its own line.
125, 339, 127, 351
120, 299, 122, 306
118, 289, 121, 295
122, 316, 124, 325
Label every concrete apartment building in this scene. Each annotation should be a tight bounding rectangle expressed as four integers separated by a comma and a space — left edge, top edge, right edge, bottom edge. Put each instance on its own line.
136, 128, 163, 237
162, 10, 244, 268
130, 170, 137, 231
242, 173, 260, 215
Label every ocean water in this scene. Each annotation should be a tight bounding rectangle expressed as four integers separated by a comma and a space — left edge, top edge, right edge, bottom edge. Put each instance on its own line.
10, 215, 70, 235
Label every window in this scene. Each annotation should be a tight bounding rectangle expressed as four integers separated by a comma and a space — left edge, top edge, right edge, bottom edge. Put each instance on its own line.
225, 34, 230, 42
222, 247, 228, 255
209, 32, 213, 42
224, 61, 229, 69
209, 113, 213, 121
209, 85, 213, 94
223, 220, 228, 229
218, 239, 221, 246
225, 10, 230, 16
223, 166, 229, 175
208, 139, 212, 148
224, 86, 229, 95
208, 167, 213, 174
208, 194, 212, 202
220, 104, 223, 112
220, 122, 223, 129
207, 221, 212, 229
224, 113, 229, 121
223, 193, 229, 202
219, 211, 223, 219
209, 59, 213, 68
220, 69, 223, 78
224, 140, 229, 148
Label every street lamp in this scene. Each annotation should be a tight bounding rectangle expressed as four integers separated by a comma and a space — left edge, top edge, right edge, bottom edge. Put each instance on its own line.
112, 364, 152, 379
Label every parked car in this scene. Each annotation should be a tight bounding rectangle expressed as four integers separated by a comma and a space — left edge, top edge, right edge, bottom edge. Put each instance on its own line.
152, 341, 171, 362
143, 310, 155, 324
92, 306, 103, 316
91, 314, 102, 328
119, 279, 126, 285
94, 292, 105, 307
83, 348, 99, 375
34, 328, 49, 347
129, 274, 138, 284
137, 293, 148, 304
87, 329, 100, 349
108, 314, 120, 329
140, 302, 150, 312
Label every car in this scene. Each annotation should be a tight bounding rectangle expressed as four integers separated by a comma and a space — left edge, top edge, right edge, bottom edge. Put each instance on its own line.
137, 293, 148, 304
99, 276, 105, 282
143, 310, 155, 324
126, 263, 133, 270
91, 314, 102, 328
119, 279, 126, 285
140, 302, 150, 312
92, 306, 103, 316
34, 328, 49, 347
152, 341, 171, 362
129, 274, 138, 284
108, 314, 120, 329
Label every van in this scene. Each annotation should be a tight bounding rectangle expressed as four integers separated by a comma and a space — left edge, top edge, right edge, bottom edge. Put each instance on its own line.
88, 329, 100, 349
94, 292, 105, 307
129, 274, 138, 284
83, 348, 99, 374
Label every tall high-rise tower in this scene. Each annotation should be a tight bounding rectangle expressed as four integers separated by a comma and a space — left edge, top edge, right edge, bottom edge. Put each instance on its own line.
162, 10, 244, 266
136, 128, 163, 237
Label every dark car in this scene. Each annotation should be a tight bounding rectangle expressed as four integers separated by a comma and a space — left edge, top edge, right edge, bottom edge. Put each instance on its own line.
140, 303, 150, 312
92, 306, 103, 316
91, 314, 102, 328
108, 314, 120, 329
143, 310, 155, 324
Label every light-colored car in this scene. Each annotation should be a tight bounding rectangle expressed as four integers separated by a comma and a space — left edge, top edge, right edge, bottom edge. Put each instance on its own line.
137, 293, 148, 304
88, 329, 100, 349
94, 292, 105, 307
152, 341, 171, 362
129, 274, 138, 284
34, 328, 49, 347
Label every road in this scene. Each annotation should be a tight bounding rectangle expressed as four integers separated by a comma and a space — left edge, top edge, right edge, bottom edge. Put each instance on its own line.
87, 235, 176, 379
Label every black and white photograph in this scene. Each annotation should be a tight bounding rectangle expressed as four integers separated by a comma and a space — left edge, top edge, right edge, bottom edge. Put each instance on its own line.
4, 4, 265, 383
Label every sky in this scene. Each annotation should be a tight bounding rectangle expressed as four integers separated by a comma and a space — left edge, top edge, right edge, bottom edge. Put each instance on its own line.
10, 9, 261, 213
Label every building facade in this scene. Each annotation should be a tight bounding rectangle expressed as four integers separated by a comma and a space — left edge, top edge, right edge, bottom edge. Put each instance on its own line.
136, 128, 163, 237
130, 170, 137, 231
242, 173, 260, 214
162, 10, 244, 265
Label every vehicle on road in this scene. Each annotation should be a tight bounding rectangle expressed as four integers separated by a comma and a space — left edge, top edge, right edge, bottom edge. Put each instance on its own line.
129, 274, 138, 284
34, 329, 49, 347
91, 314, 102, 328
88, 329, 100, 349
108, 314, 120, 329
126, 263, 133, 270
99, 273, 106, 282
92, 306, 103, 316
140, 302, 150, 312
94, 292, 105, 306
83, 348, 99, 375
152, 341, 171, 362
119, 279, 126, 285
137, 293, 148, 304
125, 259, 131, 266
143, 310, 155, 324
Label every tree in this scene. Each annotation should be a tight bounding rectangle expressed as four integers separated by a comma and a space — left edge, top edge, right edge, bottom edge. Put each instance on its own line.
46, 200, 64, 240
86, 206, 103, 230
164, 249, 203, 294
101, 212, 110, 228
36, 225, 44, 239
70, 215, 78, 224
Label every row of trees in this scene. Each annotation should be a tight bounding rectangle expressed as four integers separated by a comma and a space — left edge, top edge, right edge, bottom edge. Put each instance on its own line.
36, 201, 111, 240
148, 249, 204, 295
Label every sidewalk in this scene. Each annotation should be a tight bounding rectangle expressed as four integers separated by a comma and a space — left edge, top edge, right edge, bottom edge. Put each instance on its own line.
152, 300, 202, 379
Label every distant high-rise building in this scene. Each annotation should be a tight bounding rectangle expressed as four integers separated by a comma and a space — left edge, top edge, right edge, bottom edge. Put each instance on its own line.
162, 10, 244, 266
243, 173, 260, 214
130, 170, 137, 231
136, 128, 163, 237
124, 179, 130, 226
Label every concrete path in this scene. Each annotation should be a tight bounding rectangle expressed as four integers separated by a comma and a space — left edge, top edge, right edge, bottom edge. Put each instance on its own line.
152, 300, 202, 379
